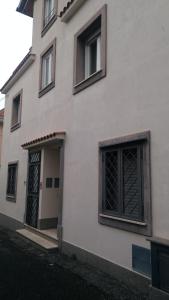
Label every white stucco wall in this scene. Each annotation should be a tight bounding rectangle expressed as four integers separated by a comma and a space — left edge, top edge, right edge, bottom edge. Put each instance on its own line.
0, 123, 3, 164
0, 0, 169, 272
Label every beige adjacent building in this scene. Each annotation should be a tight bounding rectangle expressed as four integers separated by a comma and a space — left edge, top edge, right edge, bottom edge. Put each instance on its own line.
1, 0, 169, 298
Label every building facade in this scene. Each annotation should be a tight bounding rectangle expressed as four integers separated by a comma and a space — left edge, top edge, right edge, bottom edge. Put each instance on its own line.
1, 0, 169, 297
0, 109, 4, 165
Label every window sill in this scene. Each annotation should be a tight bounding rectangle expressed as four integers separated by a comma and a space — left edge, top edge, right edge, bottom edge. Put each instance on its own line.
99, 212, 151, 236
6, 195, 16, 203
41, 15, 57, 37
39, 81, 55, 98
73, 69, 106, 94
99, 213, 147, 226
11, 123, 21, 132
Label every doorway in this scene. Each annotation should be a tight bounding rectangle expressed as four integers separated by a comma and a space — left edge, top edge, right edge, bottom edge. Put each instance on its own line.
26, 151, 41, 228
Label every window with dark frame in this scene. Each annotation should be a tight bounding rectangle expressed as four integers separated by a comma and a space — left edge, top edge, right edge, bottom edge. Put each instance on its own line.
39, 39, 56, 97
6, 163, 18, 200
11, 92, 22, 131
99, 132, 152, 236
73, 5, 107, 94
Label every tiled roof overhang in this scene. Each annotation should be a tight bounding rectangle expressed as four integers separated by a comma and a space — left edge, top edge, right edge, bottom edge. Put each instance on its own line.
22, 132, 66, 149
16, 0, 34, 17
0, 51, 35, 94
60, 0, 87, 22
60, 0, 75, 17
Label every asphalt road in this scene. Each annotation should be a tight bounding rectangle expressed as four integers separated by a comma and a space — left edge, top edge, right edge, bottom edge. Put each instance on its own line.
0, 227, 149, 300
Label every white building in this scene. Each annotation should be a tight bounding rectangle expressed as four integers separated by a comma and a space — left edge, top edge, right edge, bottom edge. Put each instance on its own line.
1, 1, 169, 298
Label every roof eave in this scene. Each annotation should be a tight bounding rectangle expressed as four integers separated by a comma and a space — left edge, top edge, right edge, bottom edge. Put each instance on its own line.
60, 0, 87, 23
21, 132, 66, 149
0, 53, 36, 94
16, 0, 34, 18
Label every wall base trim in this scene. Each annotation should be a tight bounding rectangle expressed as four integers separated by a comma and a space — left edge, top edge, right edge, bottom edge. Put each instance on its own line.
0, 212, 24, 231
62, 240, 150, 294
150, 286, 169, 300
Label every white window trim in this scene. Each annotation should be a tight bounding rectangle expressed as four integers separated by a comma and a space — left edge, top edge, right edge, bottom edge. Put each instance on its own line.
85, 33, 101, 79
42, 51, 52, 89
44, 0, 55, 26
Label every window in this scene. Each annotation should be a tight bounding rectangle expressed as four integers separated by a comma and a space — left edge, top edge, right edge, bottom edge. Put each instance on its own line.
42, 50, 52, 88
39, 39, 56, 97
85, 32, 101, 78
11, 91, 22, 131
73, 5, 107, 94
6, 162, 18, 201
42, 0, 57, 36
99, 131, 151, 236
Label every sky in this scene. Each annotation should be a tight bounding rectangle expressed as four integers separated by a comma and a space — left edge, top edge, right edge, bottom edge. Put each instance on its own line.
0, 1, 33, 109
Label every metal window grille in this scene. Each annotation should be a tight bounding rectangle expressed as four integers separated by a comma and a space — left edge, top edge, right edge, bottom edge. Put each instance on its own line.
7, 164, 17, 196
102, 142, 144, 222
26, 152, 41, 228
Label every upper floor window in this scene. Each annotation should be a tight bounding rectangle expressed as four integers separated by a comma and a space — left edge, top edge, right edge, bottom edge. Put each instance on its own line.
42, 50, 52, 88
73, 5, 107, 94
11, 91, 22, 132
6, 162, 18, 202
99, 131, 152, 236
39, 39, 56, 98
42, 0, 58, 36
44, 0, 55, 26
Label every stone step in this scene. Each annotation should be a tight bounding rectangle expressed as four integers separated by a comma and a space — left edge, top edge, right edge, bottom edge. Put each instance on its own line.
24, 224, 58, 243
16, 228, 58, 251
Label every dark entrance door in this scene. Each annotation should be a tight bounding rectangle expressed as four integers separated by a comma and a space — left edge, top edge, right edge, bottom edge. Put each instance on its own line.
26, 151, 41, 228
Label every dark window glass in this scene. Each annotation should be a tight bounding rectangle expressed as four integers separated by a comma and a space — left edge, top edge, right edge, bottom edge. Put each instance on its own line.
11, 93, 21, 130
89, 39, 97, 75
54, 177, 59, 188
46, 178, 53, 188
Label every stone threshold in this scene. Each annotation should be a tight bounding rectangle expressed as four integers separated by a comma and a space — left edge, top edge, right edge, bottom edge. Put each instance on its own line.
16, 228, 58, 251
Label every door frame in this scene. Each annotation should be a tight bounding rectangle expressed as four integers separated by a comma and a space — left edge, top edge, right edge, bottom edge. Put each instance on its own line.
23, 140, 65, 250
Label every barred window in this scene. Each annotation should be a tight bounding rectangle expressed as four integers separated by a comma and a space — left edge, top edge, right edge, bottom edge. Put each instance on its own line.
102, 143, 143, 221
6, 163, 18, 201
99, 132, 151, 236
